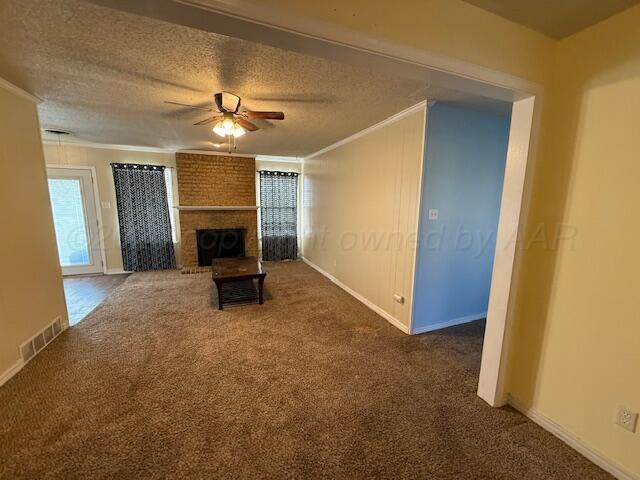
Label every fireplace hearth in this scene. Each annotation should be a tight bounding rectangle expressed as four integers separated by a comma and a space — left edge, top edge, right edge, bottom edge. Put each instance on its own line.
196, 228, 246, 267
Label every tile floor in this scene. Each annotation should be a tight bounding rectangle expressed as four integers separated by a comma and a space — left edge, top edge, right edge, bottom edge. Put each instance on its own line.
63, 274, 129, 326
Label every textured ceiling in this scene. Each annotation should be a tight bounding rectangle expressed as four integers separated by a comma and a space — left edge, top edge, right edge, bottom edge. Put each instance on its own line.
0, 0, 510, 156
461, 0, 640, 38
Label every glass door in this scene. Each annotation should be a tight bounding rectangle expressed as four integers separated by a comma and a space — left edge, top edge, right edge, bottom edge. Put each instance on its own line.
47, 167, 103, 275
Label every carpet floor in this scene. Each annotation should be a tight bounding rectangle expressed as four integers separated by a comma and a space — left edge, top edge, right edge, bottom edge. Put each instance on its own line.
0, 262, 610, 479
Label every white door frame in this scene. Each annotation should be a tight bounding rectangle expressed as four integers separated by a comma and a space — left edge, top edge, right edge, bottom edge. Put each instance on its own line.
82, 0, 542, 407
476, 97, 538, 406
47, 164, 107, 275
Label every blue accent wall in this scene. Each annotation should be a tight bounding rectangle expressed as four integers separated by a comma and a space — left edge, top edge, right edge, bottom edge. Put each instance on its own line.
412, 103, 511, 332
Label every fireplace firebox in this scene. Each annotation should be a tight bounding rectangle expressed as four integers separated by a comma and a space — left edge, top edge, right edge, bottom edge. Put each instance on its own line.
196, 228, 246, 266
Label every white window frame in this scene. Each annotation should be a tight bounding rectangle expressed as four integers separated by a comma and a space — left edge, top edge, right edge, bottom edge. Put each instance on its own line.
164, 167, 177, 244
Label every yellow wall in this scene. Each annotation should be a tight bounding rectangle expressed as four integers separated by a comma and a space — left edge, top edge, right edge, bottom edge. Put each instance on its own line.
302, 107, 425, 329
43, 144, 180, 271
259, 0, 639, 474
0, 86, 68, 378
260, 0, 554, 85
507, 5, 640, 474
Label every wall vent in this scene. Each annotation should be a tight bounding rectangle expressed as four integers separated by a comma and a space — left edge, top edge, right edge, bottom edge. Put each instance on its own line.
20, 342, 35, 363
19, 316, 64, 364
43, 128, 72, 136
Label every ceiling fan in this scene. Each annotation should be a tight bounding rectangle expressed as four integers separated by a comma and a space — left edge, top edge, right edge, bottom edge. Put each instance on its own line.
165, 92, 285, 149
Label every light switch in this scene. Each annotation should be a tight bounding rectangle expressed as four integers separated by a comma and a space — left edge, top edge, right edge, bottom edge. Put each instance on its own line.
101, 201, 111, 209
428, 209, 439, 220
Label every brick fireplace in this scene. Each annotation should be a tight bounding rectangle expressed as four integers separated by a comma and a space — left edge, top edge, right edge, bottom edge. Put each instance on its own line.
175, 153, 259, 268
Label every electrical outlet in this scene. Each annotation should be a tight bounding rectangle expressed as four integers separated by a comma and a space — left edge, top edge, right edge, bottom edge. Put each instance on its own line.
616, 406, 638, 433
428, 209, 439, 220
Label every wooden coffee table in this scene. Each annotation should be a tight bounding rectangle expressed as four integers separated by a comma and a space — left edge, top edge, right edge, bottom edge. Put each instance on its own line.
211, 257, 266, 310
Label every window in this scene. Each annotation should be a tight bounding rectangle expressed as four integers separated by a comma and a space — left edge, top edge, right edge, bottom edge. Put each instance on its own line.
48, 177, 91, 266
259, 170, 298, 261
111, 163, 176, 271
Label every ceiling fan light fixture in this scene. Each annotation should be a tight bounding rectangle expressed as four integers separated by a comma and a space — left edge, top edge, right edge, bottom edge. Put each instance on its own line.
212, 121, 227, 138
222, 116, 235, 134
167, 91, 284, 140
233, 124, 246, 138
213, 120, 245, 138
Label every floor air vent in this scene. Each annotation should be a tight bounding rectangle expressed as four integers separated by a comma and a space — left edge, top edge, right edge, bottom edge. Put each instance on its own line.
19, 317, 64, 364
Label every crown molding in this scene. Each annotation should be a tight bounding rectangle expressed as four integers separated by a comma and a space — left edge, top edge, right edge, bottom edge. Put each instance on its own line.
255, 155, 302, 164
42, 139, 175, 154
40, 141, 295, 159
177, 149, 256, 158
305, 100, 427, 160
0, 77, 41, 104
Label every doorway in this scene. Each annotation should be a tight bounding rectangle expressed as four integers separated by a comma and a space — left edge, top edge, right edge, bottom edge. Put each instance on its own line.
412, 102, 511, 334
411, 101, 512, 398
47, 166, 104, 275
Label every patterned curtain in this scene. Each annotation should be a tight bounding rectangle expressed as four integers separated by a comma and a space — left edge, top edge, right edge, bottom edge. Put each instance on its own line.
259, 171, 298, 261
112, 163, 176, 271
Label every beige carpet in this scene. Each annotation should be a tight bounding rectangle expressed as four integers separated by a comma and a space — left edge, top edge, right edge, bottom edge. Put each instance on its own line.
0, 262, 610, 479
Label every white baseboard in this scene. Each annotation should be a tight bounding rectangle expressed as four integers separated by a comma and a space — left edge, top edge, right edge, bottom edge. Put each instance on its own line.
301, 256, 409, 334
0, 359, 24, 388
105, 268, 130, 275
411, 313, 487, 334
508, 395, 637, 480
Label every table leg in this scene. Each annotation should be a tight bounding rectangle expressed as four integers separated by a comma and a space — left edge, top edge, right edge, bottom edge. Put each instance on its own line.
215, 281, 224, 310
258, 277, 265, 305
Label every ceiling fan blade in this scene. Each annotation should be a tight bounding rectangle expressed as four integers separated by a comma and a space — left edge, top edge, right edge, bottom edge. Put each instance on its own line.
164, 101, 213, 112
193, 116, 221, 126
246, 111, 285, 120
236, 117, 259, 132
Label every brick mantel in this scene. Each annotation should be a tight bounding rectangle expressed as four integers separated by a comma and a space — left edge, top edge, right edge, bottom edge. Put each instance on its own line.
173, 206, 258, 211
175, 153, 258, 267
